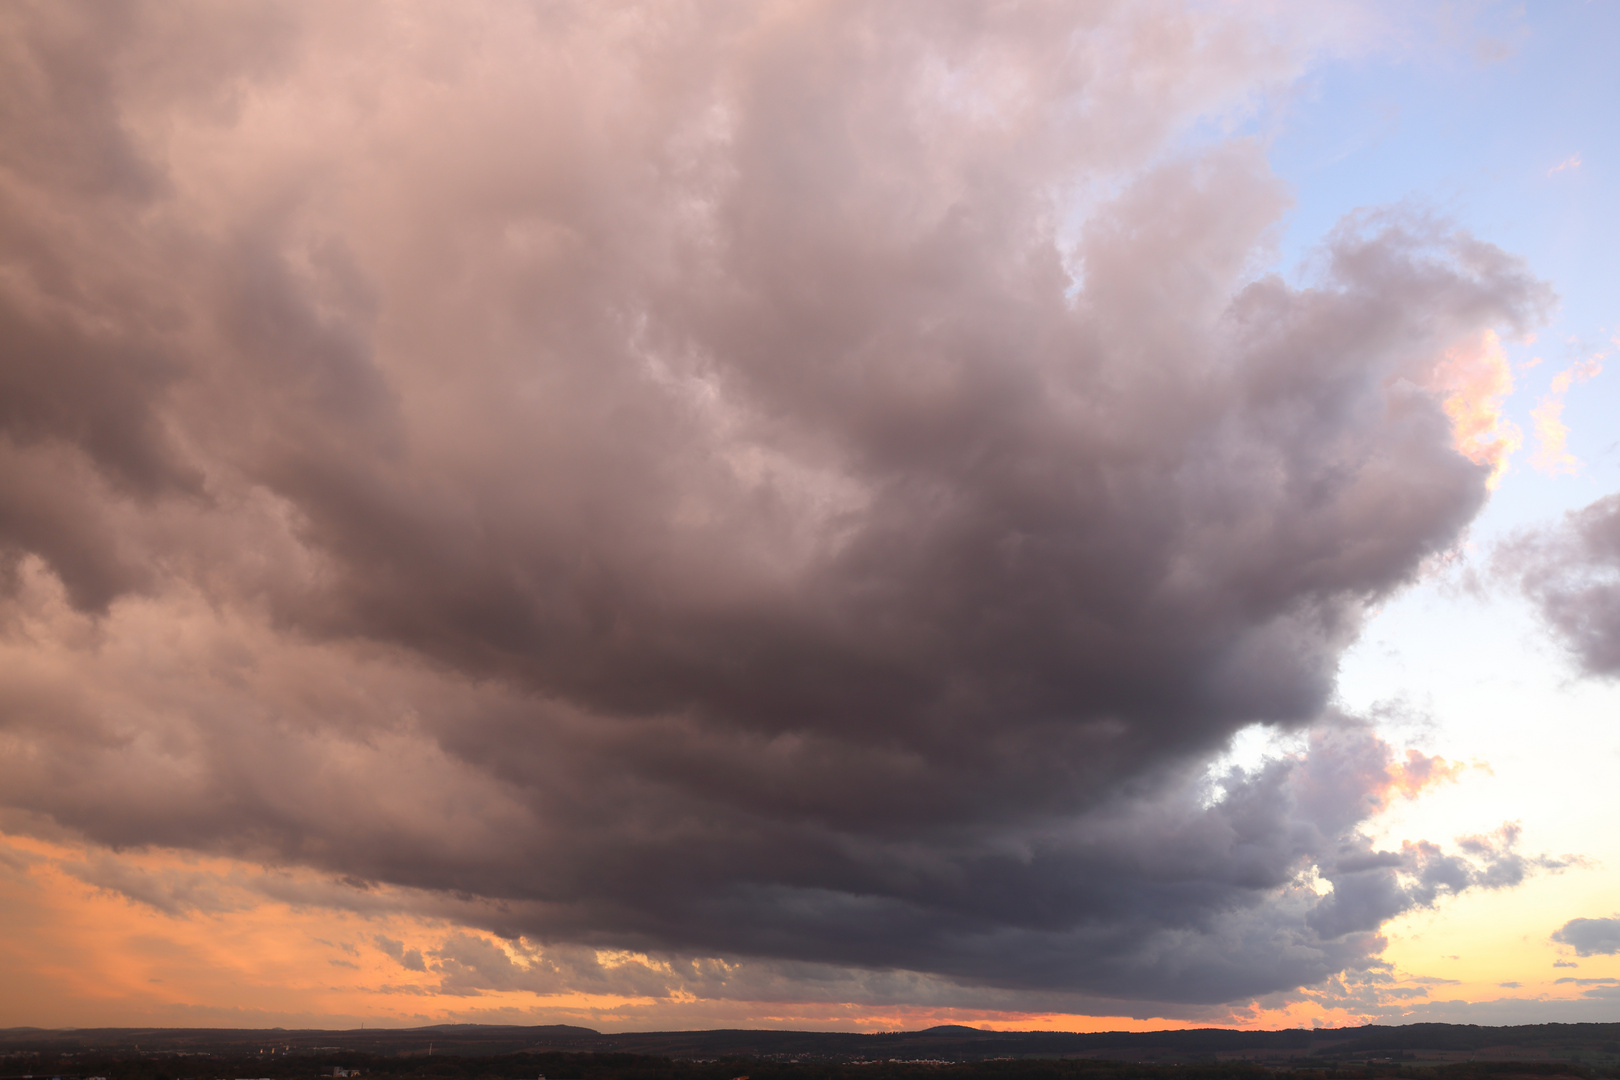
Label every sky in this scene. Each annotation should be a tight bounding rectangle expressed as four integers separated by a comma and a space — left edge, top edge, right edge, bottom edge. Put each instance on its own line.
0, 0, 1618, 1034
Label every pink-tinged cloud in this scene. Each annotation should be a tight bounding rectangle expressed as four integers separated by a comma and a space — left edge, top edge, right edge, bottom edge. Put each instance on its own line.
1431, 329, 1521, 487
1384, 749, 1474, 801
0, 0, 1559, 1022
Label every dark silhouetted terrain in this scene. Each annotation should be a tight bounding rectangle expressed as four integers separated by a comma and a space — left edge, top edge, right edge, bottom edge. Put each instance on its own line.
5, 1023, 1620, 1079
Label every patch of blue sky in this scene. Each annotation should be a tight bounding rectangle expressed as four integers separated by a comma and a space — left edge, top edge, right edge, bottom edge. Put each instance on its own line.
1169, 8, 1620, 920
1253, 2, 1620, 537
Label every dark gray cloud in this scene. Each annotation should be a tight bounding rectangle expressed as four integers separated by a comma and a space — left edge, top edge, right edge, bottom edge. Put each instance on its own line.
1552, 917, 1620, 957
1505, 493, 1620, 676
0, 0, 1557, 1012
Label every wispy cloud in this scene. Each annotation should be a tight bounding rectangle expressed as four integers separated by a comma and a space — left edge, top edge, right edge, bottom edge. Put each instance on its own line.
1531, 354, 1604, 474
1547, 154, 1582, 176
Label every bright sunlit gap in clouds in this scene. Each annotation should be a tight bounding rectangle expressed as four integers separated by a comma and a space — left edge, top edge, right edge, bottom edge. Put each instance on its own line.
1, 0, 1619, 1034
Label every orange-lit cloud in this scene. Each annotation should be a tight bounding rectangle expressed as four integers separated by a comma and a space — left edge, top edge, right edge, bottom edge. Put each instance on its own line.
1530, 354, 1603, 475
1432, 329, 1521, 486
1384, 749, 1475, 801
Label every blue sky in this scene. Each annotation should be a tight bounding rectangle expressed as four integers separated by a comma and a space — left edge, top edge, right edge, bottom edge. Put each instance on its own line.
1270, 2, 1619, 526
1224, 1, 1620, 1020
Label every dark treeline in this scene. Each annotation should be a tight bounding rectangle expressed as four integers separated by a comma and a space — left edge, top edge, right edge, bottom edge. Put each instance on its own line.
0, 1052, 1615, 1080
7, 1025, 1620, 1080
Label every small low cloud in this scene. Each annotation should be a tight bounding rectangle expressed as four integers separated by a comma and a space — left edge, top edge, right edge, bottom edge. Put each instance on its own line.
374, 935, 428, 972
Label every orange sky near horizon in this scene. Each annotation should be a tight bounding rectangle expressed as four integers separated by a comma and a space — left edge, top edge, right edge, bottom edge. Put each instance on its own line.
2, 820, 1611, 1034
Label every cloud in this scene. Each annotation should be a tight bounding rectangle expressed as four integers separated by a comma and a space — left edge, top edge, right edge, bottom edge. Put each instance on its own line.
0, 0, 1556, 1016
1552, 917, 1620, 957
1378, 993, 1620, 1026
374, 936, 428, 973
1504, 494, 1620, 676
1431, 329, 1521, 486
1529, 354, 1603, 475
1547, 154, 1582, 176
61, 853, 255, 917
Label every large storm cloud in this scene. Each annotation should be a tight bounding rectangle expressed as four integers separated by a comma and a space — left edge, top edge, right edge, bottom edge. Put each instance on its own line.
0, 0, 1555, 1013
